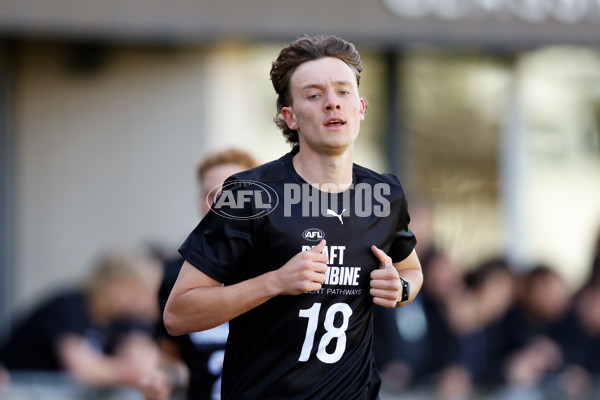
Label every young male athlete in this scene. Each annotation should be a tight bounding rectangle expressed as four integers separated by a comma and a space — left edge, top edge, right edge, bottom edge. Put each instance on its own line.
164, 34, 423, 399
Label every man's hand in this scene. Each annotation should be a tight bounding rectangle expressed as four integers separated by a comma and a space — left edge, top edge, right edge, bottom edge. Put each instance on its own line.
273, 239, 328, 295
139, 369, 171, 400
370, 245, 402, 308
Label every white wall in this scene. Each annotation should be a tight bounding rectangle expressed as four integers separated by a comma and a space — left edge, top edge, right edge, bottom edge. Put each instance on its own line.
13, 41, 292, 312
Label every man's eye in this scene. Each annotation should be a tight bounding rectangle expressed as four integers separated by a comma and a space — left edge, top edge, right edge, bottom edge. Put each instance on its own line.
308, 94, 320, 99
339, 90, 350, 95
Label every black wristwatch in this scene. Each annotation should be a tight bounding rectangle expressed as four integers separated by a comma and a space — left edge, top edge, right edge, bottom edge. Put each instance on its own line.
397, 277, 410, 306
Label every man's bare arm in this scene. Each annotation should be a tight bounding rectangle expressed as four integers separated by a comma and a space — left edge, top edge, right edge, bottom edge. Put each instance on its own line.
164, 240, 328, 336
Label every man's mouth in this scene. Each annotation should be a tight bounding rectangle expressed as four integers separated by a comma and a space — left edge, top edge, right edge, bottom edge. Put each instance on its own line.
325, 118, 346, 126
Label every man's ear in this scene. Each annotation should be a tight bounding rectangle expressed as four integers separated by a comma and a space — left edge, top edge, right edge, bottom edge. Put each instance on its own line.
281, 107, 298, 130
359, 97, 367, 121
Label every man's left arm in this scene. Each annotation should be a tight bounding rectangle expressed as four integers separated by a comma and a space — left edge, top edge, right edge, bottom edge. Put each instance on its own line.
370, 248, 423, 308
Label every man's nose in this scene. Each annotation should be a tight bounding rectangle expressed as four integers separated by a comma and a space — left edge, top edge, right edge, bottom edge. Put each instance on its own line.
323, 91, 341, 111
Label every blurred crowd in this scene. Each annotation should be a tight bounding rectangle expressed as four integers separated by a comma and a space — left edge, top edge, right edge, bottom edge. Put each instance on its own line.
1, 149, 600, 400
374, 203, 600, 400
0, 248, 165, 398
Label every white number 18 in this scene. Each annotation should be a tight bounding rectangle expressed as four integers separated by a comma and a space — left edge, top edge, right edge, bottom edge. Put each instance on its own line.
298, 302, 352, 364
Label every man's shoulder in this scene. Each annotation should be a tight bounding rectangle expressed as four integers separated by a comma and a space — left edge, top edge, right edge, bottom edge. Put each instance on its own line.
353, 163, 403, 187
228, 153, 292, 184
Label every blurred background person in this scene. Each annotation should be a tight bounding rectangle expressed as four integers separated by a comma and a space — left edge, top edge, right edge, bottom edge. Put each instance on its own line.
545, 251, 600, 400
417, 249, 473, 400
461, 257, 517, 391
565, 280, 600, 377
423, 256, 518, 399
0, 248, 162, 388
141, 148, 258, 400
493, 265, 572, 398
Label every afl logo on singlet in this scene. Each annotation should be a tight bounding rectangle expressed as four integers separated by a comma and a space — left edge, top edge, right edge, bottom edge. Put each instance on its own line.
303, 228, 325, 242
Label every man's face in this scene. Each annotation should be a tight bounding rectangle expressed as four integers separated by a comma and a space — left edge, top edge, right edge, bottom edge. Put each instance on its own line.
200, 162, 250, 216
282, 57, 366, 155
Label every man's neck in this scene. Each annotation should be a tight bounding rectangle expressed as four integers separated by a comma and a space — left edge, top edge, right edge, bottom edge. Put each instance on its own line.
292, 146, 354, 193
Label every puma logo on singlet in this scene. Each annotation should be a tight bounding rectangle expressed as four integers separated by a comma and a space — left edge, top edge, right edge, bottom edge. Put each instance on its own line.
326, 209, 345, 225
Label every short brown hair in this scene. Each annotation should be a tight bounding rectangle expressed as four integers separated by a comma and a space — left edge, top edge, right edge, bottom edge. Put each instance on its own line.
270, 34, 363, 146
197, 148, 258, 182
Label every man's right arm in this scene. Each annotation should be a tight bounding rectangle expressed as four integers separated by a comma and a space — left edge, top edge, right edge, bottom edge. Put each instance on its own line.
163, 239, 328, 336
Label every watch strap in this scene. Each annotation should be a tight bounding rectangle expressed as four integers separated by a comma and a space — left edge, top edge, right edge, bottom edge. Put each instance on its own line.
397, 277, 410, 305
